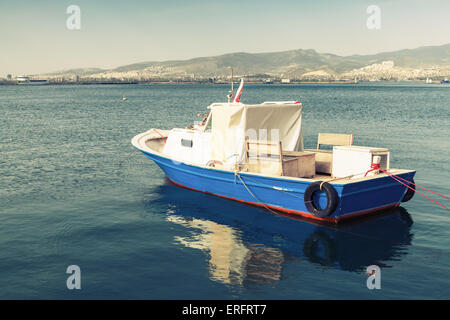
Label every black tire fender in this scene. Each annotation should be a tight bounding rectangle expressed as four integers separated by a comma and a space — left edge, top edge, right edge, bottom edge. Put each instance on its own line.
304, 181, 339, 218
401, 179, 415, 202
303, 231, 337, 266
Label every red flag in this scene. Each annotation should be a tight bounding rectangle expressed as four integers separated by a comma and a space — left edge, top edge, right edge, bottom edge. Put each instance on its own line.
233, 78, 244, 103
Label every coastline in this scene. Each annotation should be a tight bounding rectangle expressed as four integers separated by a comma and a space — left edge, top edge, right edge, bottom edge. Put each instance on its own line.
0, 80, 446, 86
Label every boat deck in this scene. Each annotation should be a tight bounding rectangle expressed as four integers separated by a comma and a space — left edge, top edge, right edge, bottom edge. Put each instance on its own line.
140, 133, 412, 185
145, 137, 165, 153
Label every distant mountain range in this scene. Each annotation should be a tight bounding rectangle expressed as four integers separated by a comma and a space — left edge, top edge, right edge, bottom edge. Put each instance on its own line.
42, 43, 450, 81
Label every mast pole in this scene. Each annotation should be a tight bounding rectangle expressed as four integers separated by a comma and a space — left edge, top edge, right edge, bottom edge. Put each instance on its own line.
231, 67, 234, 100
227, 66, 234, 103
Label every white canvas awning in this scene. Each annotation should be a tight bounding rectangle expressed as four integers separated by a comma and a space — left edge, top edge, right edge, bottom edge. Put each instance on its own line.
209, 102, 303, 167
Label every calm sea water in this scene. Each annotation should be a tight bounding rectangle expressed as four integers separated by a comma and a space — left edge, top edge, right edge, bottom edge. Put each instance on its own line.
0, 83, 449, 299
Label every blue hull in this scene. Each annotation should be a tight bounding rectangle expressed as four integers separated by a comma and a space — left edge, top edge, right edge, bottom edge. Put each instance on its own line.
139, 149, 415, 223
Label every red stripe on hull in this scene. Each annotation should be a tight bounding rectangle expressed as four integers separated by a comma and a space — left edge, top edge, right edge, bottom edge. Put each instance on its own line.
166, 177, 400, 224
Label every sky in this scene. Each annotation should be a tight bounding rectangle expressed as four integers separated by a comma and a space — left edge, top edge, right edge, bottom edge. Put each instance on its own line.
0, 0, 449, 76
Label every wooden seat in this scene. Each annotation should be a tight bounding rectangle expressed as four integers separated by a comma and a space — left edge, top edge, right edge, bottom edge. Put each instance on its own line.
306, 133, 354, 174
317, 133, 353, 150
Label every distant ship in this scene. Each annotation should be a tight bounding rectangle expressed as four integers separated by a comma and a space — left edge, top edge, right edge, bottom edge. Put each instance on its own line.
425, 78, 433, 84
264, 79, 273, 84
441, 78, 449, 84
16, 76, 48, 85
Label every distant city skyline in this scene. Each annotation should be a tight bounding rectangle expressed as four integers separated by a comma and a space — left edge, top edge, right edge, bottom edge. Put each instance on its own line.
1, 0, 449, 77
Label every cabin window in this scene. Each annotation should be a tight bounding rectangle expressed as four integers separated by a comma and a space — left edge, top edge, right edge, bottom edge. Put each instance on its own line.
181, 139, 193, 148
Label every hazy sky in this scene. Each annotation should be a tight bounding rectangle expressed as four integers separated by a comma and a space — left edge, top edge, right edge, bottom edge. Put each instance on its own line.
0, 0, 449, 76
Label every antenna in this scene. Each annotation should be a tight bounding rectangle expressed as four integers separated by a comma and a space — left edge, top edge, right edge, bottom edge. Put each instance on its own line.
227, 66, 234, 103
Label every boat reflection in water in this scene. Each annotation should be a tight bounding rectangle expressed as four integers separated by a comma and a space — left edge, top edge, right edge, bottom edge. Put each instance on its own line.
145, 182, 414, 286
167, 215, 284, 285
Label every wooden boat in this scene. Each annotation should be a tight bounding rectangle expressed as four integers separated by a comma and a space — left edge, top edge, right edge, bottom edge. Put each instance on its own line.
132, 85, 415, 223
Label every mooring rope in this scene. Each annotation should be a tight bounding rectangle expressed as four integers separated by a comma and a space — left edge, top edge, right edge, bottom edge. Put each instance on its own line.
119, 149, 137, 166
378, 168, 449, 211
153, 129, 167, 144
238, 174, 304, 200
238, 172, 363, 201
381, 169, 449, 200
234, 171, 281, 216
232, 170, 440, 249
240, 165, 448, 211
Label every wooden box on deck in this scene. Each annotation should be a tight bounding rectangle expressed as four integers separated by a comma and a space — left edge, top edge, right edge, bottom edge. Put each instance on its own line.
282, 151, 316, 178
245, 139, 315, 178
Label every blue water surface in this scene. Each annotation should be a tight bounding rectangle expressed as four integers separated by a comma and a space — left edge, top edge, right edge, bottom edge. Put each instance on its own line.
0, 82, 449, 299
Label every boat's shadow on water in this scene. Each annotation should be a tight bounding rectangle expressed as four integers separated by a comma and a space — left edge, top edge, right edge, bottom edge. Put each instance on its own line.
143, 181, 414, 286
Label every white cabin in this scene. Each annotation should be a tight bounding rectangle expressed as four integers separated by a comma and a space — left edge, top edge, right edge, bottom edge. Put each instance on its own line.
162, 101, 304, 172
